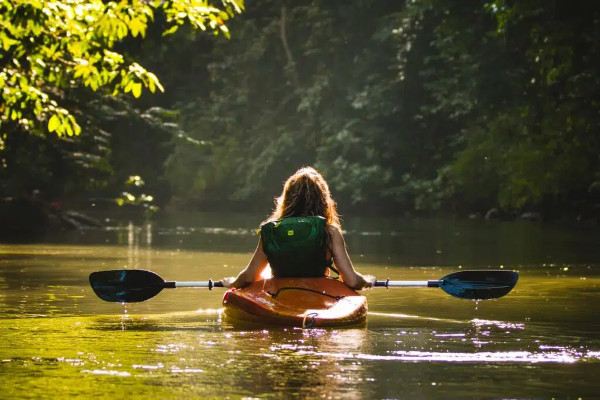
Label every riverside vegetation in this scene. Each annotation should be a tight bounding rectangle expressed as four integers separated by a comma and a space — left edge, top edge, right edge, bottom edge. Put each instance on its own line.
1, 1, 599, 236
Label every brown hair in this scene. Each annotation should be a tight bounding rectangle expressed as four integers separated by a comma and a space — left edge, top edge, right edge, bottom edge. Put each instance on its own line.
265, 166, 341, 228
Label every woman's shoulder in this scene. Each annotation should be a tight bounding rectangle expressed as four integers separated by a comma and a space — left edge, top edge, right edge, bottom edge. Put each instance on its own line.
326, 224, 343, 237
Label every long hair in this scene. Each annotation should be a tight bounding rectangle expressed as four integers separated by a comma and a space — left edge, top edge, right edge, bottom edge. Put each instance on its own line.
265, 166, 341, 228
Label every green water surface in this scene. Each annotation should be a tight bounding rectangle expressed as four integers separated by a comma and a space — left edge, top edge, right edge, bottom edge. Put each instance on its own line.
1, 215, 599, 399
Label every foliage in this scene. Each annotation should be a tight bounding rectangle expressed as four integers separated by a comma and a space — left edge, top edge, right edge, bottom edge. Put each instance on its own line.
115, 175, 158, 218
163, 1, 407, 211
389, 0, 600, 215
2, 0, 599, 222
0, 0, 243, 140
0, 0, 243, 210
153, 0, 600, 217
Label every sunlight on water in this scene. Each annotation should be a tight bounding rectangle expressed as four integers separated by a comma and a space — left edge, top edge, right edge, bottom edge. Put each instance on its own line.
368, 311, 464, 324
361, 349, 595, 363
81, 369, 132, 377
288, 347, 600, 364
471, 318, 525, 330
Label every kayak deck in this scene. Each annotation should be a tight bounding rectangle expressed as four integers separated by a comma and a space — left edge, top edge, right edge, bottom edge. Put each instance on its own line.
222, 278, 367, 328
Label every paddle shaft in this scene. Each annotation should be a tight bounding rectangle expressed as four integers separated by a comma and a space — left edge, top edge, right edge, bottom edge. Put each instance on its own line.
164, 280, 225, 289
166, 280, 440, 288
165, 280, 439, 288
375, 280, 441, 288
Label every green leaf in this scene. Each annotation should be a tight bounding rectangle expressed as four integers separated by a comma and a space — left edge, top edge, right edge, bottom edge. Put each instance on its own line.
162, 25, 179, 36
132, 82, 142, 98
130, 18, 146, 38
48, 114, 61, 132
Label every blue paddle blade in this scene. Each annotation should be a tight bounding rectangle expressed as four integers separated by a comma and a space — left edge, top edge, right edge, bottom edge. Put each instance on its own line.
439, 270, 518, 300
89, 270, 166, 302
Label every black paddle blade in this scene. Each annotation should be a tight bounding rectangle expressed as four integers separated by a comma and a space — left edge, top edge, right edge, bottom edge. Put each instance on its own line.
89, 269, 166, 303
440, 270, 518, 300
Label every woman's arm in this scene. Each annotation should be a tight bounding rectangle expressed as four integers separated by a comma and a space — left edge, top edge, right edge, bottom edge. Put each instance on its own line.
328, 226, 375, 290
222, 237, 269, 288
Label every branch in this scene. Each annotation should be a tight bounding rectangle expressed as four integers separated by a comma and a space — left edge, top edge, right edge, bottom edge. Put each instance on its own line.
280, 3, 300, 89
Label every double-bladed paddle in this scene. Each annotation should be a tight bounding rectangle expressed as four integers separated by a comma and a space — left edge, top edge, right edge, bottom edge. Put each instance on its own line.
89, 269, 518, 303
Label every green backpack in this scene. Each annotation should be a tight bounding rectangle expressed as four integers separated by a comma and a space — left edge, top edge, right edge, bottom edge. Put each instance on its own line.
260, 216, 331, 278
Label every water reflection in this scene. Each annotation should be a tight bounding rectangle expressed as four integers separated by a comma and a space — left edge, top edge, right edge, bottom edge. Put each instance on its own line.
213, 328, 372, 398
109, 222, 154, 270
34, 211, 600, 265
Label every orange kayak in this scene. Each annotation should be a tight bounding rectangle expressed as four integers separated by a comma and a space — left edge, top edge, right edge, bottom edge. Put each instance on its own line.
222, 277, 368, 328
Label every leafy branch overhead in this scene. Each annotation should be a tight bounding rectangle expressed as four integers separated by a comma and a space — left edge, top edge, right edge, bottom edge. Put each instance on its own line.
115, 175, 158, 218
0, 0, 244, 138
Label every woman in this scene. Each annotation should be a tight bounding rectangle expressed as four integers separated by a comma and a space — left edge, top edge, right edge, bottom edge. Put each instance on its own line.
221, 166, 375, 290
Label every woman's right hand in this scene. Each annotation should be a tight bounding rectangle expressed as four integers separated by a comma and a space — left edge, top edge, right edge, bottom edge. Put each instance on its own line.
363, 274, 376, 289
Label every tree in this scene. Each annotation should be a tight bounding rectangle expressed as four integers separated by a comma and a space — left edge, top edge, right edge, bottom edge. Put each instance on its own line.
0, 0, 243, 143
392, 0, 600, 216
163, 0, 407, 211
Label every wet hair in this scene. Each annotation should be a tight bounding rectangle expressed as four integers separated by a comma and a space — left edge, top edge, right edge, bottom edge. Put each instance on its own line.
265, 166, 341, 228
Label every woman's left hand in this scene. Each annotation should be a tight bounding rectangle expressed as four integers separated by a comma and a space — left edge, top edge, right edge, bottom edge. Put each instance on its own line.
219, 277, 236, 287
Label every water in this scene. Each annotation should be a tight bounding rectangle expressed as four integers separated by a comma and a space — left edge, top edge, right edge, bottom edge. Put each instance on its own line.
1, 213, 599, 399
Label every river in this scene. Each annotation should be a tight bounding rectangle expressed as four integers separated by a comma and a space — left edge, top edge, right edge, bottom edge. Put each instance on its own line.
1, 212, 599, 399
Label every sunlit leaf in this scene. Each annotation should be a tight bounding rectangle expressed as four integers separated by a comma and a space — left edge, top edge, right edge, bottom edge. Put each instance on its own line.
132, 82, 142, 98
163, 25, 179, 36
48, 114, 60, 132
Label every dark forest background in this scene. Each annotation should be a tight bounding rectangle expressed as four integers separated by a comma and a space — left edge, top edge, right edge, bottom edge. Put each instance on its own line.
1, 0, 599, 234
